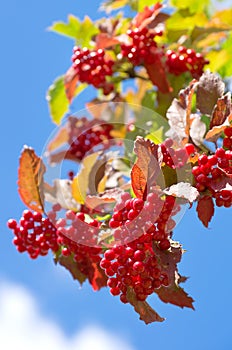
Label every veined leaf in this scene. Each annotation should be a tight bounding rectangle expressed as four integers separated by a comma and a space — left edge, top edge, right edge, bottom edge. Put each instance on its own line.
49, 15, 81, 39
47, 76, 69, 125
49, 15, 98, 48
18, 147, 45, 213
197, 196, 214, 228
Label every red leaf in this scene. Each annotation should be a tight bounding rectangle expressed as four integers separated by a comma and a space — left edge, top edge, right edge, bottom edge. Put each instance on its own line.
197, 196, 215, 228
18, 147, 45, 213
133, 3, 163, 30
153, 241, 194, 309
131, 137, 162, 200
145, 57, 172, 94
89, 262, 108, 291
55, 255, 107, 291
64, 67, 79, 102
55, 255, 87, 285
127, 287, 165, 324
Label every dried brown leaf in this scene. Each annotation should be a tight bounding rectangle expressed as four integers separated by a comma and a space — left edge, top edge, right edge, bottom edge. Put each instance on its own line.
127, 287, 165, 324
196, 71, 225, 115
166, 80, 198, 142
154, 241, 194, 309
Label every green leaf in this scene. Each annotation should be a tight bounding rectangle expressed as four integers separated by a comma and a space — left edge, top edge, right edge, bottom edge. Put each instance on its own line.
170, 0, 209, 14
47, 76, 69, 125
167, 10, 207, 32
137, 0, 158, 11
145, 127, 164, 144
49, 15, 81, 39
49, 15, 98, 48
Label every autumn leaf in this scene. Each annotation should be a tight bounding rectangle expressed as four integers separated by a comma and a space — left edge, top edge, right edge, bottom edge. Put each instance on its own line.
88, 262, 108, 291
133, 3, 164, 29
196, 71, 225, 115
153, 241, 194, 309
164, 182, 199, 204
131, 137, 162, 200
72, 152, 100, 204
55, 255, 107, 291
206, 113, 232, 142
210, 92, 231, 128
64, 67, 79, 103
55, 255, 87, 286
205, 92, 232, 142
85, 188, 124, 210
144, 56, 172, 94
127, 287, 165, 324
95, 33, 120, 49
166, 80, 198, 142
189, 114, 207, 146
18, 146, 45, 213
44, 179, 80, 210
196, 196, 215, 228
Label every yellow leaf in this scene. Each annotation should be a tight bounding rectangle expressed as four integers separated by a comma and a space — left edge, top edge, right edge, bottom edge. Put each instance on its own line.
72, 152, 100, 204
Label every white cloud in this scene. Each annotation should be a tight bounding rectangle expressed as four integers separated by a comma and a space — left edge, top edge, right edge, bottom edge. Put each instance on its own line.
0, 281, 135, 350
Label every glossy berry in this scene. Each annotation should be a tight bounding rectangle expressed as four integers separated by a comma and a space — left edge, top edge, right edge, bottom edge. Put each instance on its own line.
166, 46, 209, 78
72, 47, 114, 93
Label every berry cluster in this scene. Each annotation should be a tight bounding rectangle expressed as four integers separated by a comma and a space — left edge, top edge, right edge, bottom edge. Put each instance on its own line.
8, 205, 103, 265
161, 139, 195, 169
192, 148, 232, 207
101, 239, 169, 303
166, 46, 209, 78
109, 192, 180, 249
7, 210, 59, 259
68, 123, 113, 161
223, 126, 232, 150
47, 205, 100, 247
72, 47, 114, 94
121, 27, 162, 66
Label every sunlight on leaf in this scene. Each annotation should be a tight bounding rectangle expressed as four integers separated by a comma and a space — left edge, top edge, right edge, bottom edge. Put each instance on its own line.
18, 147, 45, 213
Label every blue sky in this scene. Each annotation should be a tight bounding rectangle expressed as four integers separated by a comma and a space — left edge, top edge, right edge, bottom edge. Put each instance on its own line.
1, 1, 232, 349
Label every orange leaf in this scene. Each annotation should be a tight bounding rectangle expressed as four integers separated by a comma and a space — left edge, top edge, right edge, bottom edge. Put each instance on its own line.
131, 137, 162, 200
64, 67, 79, 103
133, 3, 163, 30
95, 33, 120, 49
18, 147, 45, 213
